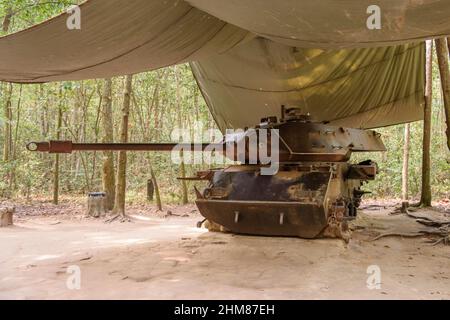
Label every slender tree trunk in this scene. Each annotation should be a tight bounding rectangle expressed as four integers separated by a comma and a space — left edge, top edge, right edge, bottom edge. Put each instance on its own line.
447, 37, 450, 58
401, 123, 410, 212
148, 77, 161, 139
420, 41, 433, 207
180, 151, 188, 204
101, 78, 115, 210
53, 94, 63, 205
3, 83, 12, 162
175, 66, 189, 204
2, 6, 13, 181
435, 38, 450, 151
194, 88, 199, 122
113, 75, 133, 217
40, 85, 49, 137
10, 84, 23, 191
70, 85, 81, 183
2, 7, 12, 32
132, 92, 146, 140
149, 163, 162, 211
142, 73, 165, 210
2, 83, 13, 198
40, 85, 52, 183
90, 88, 102, 187
12, 85, 23, 160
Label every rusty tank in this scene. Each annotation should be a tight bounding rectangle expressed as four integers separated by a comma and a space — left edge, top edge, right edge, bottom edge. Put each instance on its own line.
27, 107, 386, 239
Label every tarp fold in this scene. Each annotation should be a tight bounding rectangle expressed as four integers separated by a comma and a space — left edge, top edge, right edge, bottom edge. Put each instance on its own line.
191, 39, 425, 129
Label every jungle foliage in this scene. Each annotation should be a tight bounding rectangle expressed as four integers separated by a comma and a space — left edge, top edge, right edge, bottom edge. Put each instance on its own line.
0, 1, 448, 205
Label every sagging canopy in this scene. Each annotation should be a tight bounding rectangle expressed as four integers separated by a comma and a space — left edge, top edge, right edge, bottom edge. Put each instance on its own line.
0, 0, 447, 130
191, 40, 424, 130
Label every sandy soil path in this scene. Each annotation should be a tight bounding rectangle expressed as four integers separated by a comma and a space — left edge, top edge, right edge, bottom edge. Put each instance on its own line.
0, 209, 449, 300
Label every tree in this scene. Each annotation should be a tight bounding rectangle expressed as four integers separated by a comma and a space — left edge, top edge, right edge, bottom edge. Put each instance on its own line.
10, 84, 23, 191
53, 89, 63, 205
2, 6, 12, 172
401, 123, 410, 212
419, 40, 433, 207
180, 153, 188, 204
101, 78, 115, 210
2, 6, 12, 32
447, 37, 450, 58
175, 66, 189, 204
435, 38, 450, 151
2, 82, 13, 198
111, 75, 133, 221
3, 83, 12, 162
149, 163, 162, 211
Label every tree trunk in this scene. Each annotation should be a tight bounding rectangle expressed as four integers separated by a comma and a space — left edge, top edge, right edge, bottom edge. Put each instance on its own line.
2, 7, 12, 32
101, 78, 115, 210
447, 37, 450, 58
53, 96, 63, 205
113, 75, 133, 217
2, 6, 12, 166
175, 66, 189, 204
70, 84, 82, 183
90, 87, 103, 187
3, 83, 12, 162
10, 84, 23, 191
401, 123, 410, 212
435, 38, 450, 151
149, 163, 162, 211
420, 40, 433, 207
180, 151, 189, 204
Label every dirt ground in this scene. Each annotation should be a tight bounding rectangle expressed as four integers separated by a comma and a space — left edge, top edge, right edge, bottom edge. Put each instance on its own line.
0, 200, 449, 300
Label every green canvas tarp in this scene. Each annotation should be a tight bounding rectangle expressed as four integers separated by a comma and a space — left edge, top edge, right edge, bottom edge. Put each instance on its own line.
191, 40, 425, 130
187, 0, 450, 48
0, 0, 448, 129
0, 0, 251, 83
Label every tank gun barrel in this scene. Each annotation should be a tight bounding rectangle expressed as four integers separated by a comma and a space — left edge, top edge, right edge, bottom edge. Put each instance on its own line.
26, 119, 386, 163
26, 141, 220, 154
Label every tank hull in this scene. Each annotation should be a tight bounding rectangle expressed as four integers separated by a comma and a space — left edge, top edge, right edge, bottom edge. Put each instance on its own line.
195, 163, 372, 239
196, 200, 327, 238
